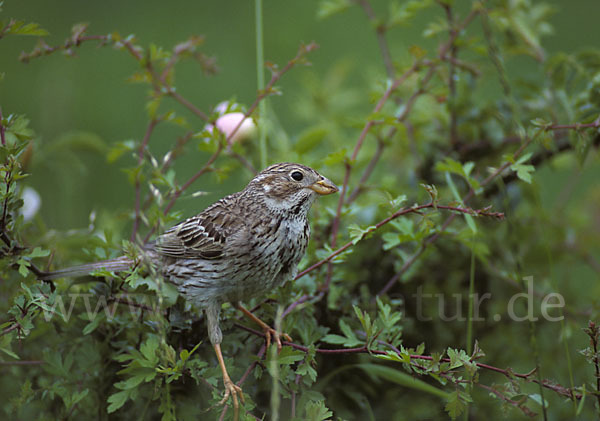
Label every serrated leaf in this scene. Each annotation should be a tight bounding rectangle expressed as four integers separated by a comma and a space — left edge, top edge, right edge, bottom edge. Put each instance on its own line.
271, 347, 305, 365
305, 399, 333, 421
107, 390, 130, 413
27, 247, 49, 258
511, 163, 535, 183
348, 224, 376, 245
140, 336, 159, 364
530, 118, 550, 127
6, 21, 49, 36
317, 0, 351, 20
445, 391, 467, 419
82, 315, 102, 335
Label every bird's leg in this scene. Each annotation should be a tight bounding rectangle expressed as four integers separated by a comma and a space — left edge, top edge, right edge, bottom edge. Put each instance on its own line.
236, 302, 292, 351
213, 343, 244, 420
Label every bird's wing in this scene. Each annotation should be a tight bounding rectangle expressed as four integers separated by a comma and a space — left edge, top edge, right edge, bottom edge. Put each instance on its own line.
153, 197, 243, 260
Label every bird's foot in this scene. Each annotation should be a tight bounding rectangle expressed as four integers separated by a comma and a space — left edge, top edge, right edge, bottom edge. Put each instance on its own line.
218, 376, 244, 421
236, 303, 292, 352
263, 325, 292, 352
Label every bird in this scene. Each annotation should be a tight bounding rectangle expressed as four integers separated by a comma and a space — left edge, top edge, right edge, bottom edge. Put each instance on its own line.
40, 162, 338, 417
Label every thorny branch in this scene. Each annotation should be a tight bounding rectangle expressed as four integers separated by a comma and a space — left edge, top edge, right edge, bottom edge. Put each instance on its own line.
328, 8, 481, 293
160, 42, 318, 217
295, 202, 503, 284
234, 323, 584, 403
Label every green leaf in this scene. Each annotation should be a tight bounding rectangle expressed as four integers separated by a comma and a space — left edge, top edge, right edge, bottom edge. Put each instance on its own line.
0, 346, 19, 359
304, 399, 333, 421
271, 346, 305, 365
510, 162, 535, 183
575, 129, 593, 165
140, 336, 160, 364
348, 224, 376, 245
317, 0, 351, 20
295, 127, 329, 154
447, 347, 469, 369
107, 390, 130, 413
357, 364, 450, 399
26, 247, 49, 258
70, 389, 89, 409
320, 334, 349, 345
321, 319, 362, 347
107, 140, 136, 163
530, 118, 550, 127
322, 148, 348, 166
82, 315, 103, 335
445, 172, 476, 232
445, 390, 467, 419
5, 20, 49, 36
388, 0, 432, 28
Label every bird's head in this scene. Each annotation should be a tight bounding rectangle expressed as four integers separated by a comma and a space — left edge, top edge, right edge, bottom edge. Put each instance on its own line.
247, 162, 338, 215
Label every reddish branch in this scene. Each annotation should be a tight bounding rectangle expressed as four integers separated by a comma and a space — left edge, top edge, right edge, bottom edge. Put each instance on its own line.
162, 43, 318, 215
357, 0, 395, 78
546, 118, 600, 131
295, 202, 502, 283
375, 134, 533, 297
328, 8, 481, 293
476, 383, 536, 417
234, 323, 583, 402
131, 119, 158, 241
0, 107, 5, 146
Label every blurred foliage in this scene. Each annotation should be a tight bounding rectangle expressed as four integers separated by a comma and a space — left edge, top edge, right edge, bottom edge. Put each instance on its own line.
2, 0, 600, 419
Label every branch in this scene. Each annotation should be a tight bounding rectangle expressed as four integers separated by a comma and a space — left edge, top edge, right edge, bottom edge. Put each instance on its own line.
161, 42, 319, 216
346, 136, 385, 204
0, 322, 20, 337
330, 7, 481, 253
0, 360, 45, 365
377, 134, 533, 297
357, 0, 395, 78
235, 323, 583, 401
295, 202, 502, 282
476, 383, 536, 417
0, 106, 5, 146
131, 119, 158, 242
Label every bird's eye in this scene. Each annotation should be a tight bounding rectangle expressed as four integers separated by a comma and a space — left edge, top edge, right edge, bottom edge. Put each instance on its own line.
291, 171, 304, 181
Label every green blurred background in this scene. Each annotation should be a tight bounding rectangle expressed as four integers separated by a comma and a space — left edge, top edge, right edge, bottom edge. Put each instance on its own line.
1, 0, 599, 231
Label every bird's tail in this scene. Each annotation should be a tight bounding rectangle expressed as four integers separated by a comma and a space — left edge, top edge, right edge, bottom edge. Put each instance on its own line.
39, 256, 134, 280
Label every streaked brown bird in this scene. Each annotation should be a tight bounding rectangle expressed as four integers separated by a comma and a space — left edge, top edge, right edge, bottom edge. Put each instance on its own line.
42, 162, 338, 416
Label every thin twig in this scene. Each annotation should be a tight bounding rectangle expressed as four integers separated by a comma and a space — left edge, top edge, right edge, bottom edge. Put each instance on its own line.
0, 106, 5, 146
235, 323, 583, 401
476, 383, 536, 417
358, 0, 395, 78
1, 322, 20, 337
0, 360, 45, 366
161, 42, 319, 216
329, 7, 480, 257
376, 134, 533, 297
346, 136, 385, 204
296, 202, 502, 283
442, 1, 459, 147
131, 119, 158, 242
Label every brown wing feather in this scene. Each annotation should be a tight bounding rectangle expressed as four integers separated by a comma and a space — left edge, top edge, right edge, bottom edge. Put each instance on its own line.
153, 195, 243, 259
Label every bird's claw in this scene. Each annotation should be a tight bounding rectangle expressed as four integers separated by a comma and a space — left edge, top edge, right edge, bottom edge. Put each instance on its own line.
219, 377, 244, 420
263, 326, 292, 352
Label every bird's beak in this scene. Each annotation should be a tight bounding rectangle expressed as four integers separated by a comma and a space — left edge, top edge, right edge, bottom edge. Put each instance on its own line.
309, 178, 339, 195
